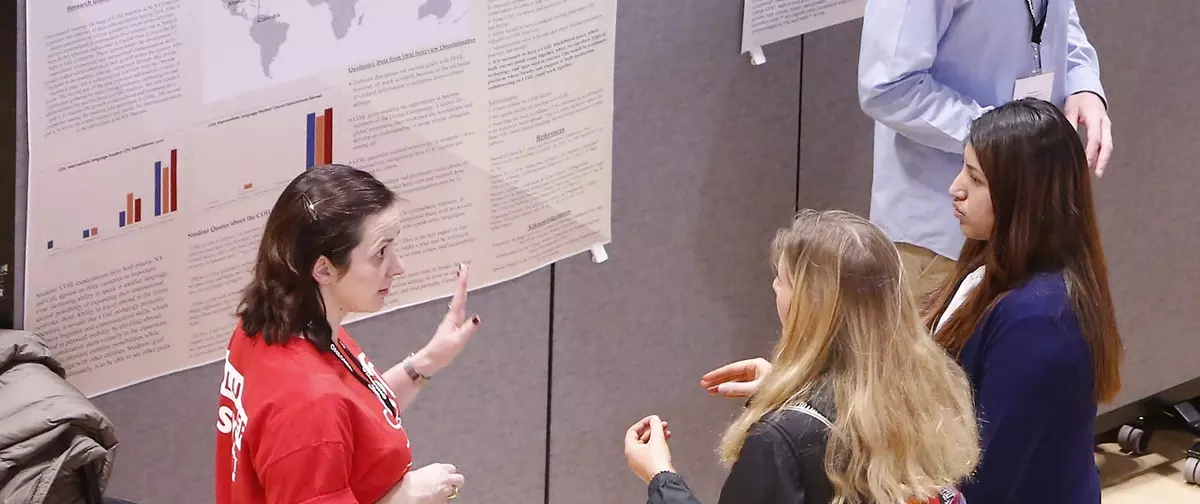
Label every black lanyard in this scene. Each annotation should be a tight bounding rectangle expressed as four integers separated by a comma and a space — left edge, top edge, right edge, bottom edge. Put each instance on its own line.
328, 337, 399, 418
1025, 0, 1049, 73
1025, 0, 1049, 44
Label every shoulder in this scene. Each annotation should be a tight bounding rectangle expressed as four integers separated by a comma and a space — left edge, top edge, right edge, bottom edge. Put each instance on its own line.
992, 272, 1073, 319
227, 326, 335, 377
757, 405, 833, 456
223, 327, 350, 417
979, 272, 1089, 370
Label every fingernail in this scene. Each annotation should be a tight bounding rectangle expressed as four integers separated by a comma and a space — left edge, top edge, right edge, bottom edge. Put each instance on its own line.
471, 314, 480, 325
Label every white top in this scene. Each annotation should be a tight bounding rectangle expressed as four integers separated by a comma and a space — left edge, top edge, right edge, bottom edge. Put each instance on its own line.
936, 266, 985, 333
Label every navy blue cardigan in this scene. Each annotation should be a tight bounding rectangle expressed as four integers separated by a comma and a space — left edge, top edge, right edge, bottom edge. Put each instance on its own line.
957, 271, 1100, 504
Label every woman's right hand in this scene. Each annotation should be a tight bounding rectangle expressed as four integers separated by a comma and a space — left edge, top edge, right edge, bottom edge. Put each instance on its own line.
412, 263, 481, 376
379, 463, 464, 503
700, 358, 772, 398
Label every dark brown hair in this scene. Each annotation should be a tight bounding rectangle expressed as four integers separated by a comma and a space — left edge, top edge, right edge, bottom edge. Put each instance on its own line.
924, 98, 1123, 403
237, 164, 396, 349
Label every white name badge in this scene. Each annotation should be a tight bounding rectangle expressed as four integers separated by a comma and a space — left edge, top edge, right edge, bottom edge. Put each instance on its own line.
1013, 72, 1055, 101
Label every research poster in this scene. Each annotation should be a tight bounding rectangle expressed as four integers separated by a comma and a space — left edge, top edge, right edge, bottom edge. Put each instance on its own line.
741, 0, 865, 55
24, 0, 616, 397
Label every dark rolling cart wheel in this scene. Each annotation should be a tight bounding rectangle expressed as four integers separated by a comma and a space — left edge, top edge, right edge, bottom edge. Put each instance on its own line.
1117, 421, 1152, 456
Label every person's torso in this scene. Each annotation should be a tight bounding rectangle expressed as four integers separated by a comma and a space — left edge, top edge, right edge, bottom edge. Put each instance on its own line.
719, 392, 965, 504
958, 272, 1101, 502
871, 0, 1080, 258
214, 325, 413, 504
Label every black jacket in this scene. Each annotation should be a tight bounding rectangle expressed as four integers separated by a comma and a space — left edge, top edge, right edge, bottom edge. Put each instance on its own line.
647, 399, 835, 504
646, 394, 965, 504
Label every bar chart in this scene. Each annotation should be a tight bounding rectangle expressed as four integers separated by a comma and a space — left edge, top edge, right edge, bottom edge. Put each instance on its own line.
120, 148, 179, 228
41, 143, 183, 255
191, 98, 341, 211
306, 107, 334, 169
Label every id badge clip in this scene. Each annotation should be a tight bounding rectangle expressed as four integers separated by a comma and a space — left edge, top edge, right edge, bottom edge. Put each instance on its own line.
1014, 42, 1054, 100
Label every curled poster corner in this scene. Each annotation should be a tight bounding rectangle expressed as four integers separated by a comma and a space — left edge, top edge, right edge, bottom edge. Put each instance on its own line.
589, 243, 609, 264
748, 46, 766, 66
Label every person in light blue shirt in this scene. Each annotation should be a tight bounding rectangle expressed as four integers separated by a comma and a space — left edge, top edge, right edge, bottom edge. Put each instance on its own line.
857, 0, 1113, 300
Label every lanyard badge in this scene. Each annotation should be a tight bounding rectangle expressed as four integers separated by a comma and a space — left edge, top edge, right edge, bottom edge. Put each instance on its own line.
1013, 0, 1055, 100
1026, 0, 1048, 75
329, 338, 400, 420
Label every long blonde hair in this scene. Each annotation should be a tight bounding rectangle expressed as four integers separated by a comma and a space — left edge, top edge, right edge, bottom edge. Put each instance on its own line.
718, 210, 980, 504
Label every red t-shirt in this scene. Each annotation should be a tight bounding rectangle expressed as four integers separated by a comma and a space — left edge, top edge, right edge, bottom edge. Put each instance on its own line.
215, 324, 413, 504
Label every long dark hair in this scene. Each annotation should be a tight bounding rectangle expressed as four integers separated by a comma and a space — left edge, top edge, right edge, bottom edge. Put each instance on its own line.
924, 98, 1123, 403
237, 164, 396, 349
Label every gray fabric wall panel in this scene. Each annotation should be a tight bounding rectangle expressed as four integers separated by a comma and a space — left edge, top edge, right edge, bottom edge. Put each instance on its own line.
344, 271, 551, 504
91, 363, 221, 504
548, 2, 803, 503
797, 20, 873, 216
92, 271, 550, 503
1071, 1, 1200, 411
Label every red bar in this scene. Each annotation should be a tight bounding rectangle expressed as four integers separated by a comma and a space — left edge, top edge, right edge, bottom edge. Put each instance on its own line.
323, 108, 334, 164
170, 149, 178, 212
126, 193, 134, 222
135, 198, 142, 222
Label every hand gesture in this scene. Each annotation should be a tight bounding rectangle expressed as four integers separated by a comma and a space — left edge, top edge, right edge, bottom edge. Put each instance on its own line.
700, 357, 772, 398
381, 463, 464, 503
416, 263, 481, 375
624, 415, 675, 483
1064, 91, 1113, 177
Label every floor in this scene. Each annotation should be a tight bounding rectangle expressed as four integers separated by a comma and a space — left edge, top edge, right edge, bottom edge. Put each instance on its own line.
1098, 427, 1200, 502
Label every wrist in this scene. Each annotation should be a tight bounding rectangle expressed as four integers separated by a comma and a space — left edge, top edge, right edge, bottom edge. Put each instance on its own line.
408, 349, 438, 377
647, 468, 679, 485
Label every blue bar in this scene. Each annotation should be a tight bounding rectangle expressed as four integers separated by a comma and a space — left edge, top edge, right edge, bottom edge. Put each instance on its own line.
120, 211, 126, 227
155, 161, 162, 216
47, 241, 53, 249
83, 229, 90, 238
306, 113, 316, 169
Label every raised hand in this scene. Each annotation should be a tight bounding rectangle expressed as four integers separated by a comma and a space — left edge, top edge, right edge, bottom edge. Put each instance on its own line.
700, 357, 772, 398
413, 263, 481, 376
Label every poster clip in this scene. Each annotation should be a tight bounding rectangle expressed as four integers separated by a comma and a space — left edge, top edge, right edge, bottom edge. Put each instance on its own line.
748, 46, 767, 66
589, 243, 609, 264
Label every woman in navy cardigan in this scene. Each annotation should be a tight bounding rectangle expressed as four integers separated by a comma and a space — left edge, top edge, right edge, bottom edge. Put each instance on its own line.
925, 98, 1124, 504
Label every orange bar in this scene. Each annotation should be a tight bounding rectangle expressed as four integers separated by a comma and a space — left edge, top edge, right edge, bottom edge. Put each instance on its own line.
243, 183, 253, 190
91, 227, 98, 236
126, 193, 134, 222
315, 114, 326, 168
162, 166, 170, 213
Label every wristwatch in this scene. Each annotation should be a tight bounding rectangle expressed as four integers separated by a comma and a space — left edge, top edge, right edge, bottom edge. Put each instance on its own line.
402, 353, 432, 384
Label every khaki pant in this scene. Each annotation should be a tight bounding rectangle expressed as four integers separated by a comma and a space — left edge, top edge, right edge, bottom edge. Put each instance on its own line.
896, 242, 956, 306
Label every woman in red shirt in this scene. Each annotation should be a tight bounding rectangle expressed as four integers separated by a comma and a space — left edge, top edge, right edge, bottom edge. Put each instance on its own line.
215, 164, 480, 504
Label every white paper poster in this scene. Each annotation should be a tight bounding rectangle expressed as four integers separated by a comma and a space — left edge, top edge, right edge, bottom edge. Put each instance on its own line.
23, 0, 616, 397
742, 0, 865, 62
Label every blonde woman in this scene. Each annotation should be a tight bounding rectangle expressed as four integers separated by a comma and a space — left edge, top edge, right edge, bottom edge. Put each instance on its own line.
623, 210, 979, 504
